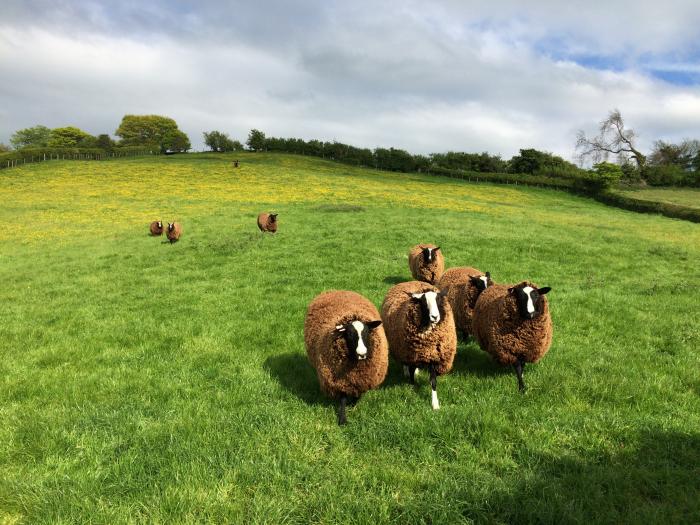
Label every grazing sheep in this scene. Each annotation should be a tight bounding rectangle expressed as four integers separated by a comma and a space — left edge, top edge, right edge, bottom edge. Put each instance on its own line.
304, 290, 389, 425
380, 281, 456, 410
233, 160, 240, 168
149, 220, 164, 236
438, 267, 493, 337
166, 222, 182, 243
472, 281, 552, 392
408, 244, 444, 284
257, 212, 278, 233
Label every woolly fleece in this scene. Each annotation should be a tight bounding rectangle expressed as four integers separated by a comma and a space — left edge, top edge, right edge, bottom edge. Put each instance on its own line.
408, 244, 444, 284
304, 290, 389, 399
472, 282, 553, 366
380, 281, 457, 376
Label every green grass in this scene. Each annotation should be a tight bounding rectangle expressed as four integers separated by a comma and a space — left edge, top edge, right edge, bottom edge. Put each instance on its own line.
1, 153, 699, 524
616, 186, 700, 209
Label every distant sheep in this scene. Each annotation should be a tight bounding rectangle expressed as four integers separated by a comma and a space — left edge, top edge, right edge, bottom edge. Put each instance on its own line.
149, 220, 164, 236
166, 222, 182, 243
408, 244, 444, 284
472, 281, 552, 391
257, 212, 278, 233
381, 281, 456, 410
304, 290, 389, 425
438, 267, 493, 337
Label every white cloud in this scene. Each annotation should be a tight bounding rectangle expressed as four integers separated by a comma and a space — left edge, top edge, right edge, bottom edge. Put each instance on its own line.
1, 1, 699, 158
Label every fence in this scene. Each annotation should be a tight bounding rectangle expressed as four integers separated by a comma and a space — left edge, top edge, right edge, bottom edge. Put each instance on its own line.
0, 147, 157, 170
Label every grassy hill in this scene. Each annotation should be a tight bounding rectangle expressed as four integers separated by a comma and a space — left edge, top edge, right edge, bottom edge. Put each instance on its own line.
1, 153, 698, 524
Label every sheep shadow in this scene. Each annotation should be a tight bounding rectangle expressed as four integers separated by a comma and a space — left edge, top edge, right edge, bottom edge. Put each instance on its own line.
383, 275, 408, 285
263, 352, 329, 406
452, 339, 511, 379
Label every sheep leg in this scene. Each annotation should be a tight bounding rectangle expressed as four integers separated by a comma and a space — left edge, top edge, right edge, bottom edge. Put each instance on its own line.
514, 358, 526, 392
338, 395, 348, 426
430, 365, 440, 410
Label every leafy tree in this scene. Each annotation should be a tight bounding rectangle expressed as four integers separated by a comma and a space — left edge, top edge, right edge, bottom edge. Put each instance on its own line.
231, 140, 244, 151
508, 148, 580, 176
165, 130, 191, 153
576, 109, 646, 169
590, 162, 623, 189
96, 134, 115, 152
0, 143, 11, 152
204, 131, 237, 152
10, 125, 51, 149
47, 126, 94, 148
115, 115, 187, 153
648, 139, 699, 170
246, 129, 266, 151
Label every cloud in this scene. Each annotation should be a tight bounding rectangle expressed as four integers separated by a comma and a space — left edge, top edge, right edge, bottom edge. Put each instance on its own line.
1, 0, 699, 158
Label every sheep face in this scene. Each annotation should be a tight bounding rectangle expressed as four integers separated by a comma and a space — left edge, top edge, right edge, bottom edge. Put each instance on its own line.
410, 290, 448, 329
335, 320, 382, 361
269, 214, 278, 223
509, 284, 551, 320
167, 223, 174, 232
469, 271, 493, 293
157, 221, 162, 229
421, 246, 440, 263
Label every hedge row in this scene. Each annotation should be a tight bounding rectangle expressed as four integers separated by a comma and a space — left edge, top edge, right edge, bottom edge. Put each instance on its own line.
595, 191, 700, 223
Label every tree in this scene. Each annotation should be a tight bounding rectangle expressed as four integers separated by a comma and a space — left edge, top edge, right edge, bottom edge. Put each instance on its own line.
96, 134, 115, 152
590, 162, 623, 189
115, 115, 187, 153
203, 130, 237, 152
165, 130, 191, 153
47, 126, 94, 148
10, 125, 51, 149
0, 143, 11, 153
231, 140, 244, 151
576, 109, 646, 169
246, 129, 266, 151
648, 139, 699, 170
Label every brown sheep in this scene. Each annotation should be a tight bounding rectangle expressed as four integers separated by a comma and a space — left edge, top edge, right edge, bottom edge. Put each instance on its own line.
408, 244, 444, 283
257, 212, 278, 233
149, 220, 164, 236
304, 290, 389, 425
380, 281, 457, 410
166, 222, 182, 243
438, 267, 493, 337
472, 281, 552, 392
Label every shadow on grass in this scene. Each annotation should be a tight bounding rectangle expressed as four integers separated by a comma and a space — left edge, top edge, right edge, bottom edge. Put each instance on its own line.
461, 430, 700, 523
263, 352, 328, 406
451, 341, 510, 379
383, 275, 408, 285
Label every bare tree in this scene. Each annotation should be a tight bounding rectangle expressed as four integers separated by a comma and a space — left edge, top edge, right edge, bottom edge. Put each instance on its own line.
576, 109, 646, 169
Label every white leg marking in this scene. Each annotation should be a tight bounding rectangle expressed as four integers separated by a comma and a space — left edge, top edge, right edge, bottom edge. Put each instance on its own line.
431, 389, 440, 410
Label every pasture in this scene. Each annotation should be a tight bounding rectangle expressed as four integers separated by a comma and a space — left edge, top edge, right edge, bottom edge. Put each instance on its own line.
1, 153, 699, 524
616, 186, 700, 210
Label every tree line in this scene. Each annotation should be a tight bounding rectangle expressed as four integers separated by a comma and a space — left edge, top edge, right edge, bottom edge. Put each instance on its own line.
4, 115, 191, 155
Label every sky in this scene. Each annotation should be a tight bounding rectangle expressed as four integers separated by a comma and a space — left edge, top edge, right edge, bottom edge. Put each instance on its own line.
1, 0, 699, 160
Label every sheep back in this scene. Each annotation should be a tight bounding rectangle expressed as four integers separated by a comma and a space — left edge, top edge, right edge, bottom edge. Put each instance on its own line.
380, 281, 457, 375
437, 266, 485, 336
257, 213, 277, 233
166, 222, 182, 242
304, 290, 388, 398
149, 221, 163, 236
408, 244, 444, 283
472, 282, 552, 366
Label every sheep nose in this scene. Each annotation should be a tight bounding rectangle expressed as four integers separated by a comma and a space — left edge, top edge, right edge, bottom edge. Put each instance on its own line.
430, 314, 439, 323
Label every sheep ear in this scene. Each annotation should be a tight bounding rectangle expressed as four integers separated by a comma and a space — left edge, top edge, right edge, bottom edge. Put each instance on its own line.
335, 325, 346, 332
367, 320, 382, 329
434, 246, 440, 252
411, 293, 424, 299
469, 275, 479, 283
538, 287, 552, 295
438, 289, 448, 298
485, 271, 491, 278
507, 287, 516, 294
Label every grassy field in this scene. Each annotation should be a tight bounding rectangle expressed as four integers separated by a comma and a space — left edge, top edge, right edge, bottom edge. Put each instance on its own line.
616, 186, 700, 209
1, 153, 699, 524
